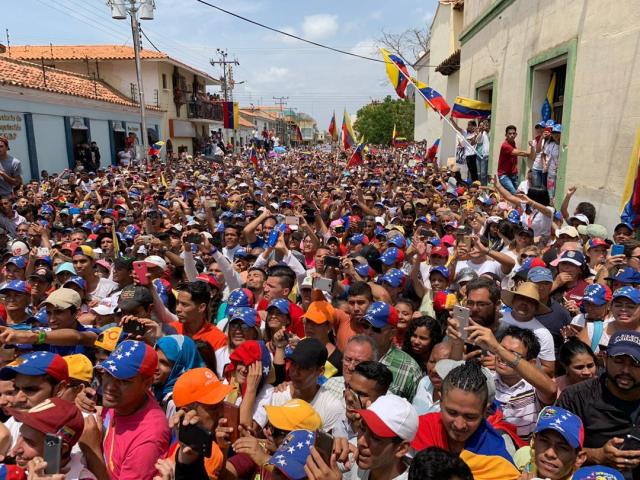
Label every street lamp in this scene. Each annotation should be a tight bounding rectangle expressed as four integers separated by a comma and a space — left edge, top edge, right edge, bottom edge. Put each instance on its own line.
108, 0, 155, 162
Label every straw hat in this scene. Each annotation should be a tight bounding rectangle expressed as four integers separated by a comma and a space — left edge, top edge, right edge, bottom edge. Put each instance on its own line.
501, 282, 552, 315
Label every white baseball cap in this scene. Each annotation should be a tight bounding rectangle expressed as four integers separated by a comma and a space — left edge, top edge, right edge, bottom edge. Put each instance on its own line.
357, 393, 418, 442
144, 255, 167, 271
11, 241, 28, 256
568, 214, 589, 225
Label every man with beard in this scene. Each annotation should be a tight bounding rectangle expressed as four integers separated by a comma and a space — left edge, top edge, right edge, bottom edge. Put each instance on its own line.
558, 331, 640, 478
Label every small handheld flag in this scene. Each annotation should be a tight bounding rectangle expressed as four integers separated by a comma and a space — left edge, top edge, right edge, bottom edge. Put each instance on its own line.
415, 80, 451, 116
249, 147, 258, 169
381, 48, 410, 99
542, 73, 556, 122
347, 138, 365, 168
451, 97, 492, 119
427, 138, 440, 161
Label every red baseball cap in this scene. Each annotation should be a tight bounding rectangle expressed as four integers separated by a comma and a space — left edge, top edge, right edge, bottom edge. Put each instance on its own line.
10, 398, 84, 447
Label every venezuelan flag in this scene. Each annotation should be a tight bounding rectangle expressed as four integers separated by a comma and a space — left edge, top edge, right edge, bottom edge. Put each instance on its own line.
620, 127, 640, 227
381, 48, 410, 99
347, 138, 365, 168
147, 141, 164, 158
541, 73, 556, 122
223, 102, 239, 129
342, 109, 357, 149
415, 80, 451, 116
427, 138, 440, 161
249, 147, 258, 169
328, 111, 337, 141
451, 97, 492, 119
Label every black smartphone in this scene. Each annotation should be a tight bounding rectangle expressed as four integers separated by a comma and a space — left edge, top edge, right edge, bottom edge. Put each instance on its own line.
324, 256, 341, 269
43, 434, 62, 474
178, 423, 213, 457
122, 320, 145, 336
185, 234, 202, 245
314, 431, 334, 465
622, 426, 640, 450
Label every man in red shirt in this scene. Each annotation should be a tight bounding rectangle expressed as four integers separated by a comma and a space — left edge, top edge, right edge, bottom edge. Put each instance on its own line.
498, 125, 534, 194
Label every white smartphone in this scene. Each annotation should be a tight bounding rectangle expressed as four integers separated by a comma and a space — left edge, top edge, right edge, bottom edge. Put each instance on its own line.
453, 305, 471, 341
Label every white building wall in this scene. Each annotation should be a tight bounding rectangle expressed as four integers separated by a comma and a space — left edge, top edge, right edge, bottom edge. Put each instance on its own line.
89, 119, 111, 168
31, 114, 67, 176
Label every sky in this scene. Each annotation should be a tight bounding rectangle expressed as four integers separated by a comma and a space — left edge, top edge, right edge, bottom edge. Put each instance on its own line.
4, 0, 438, 130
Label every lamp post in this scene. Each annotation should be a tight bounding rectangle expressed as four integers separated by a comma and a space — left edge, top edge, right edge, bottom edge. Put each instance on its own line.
108, 0, 155, 163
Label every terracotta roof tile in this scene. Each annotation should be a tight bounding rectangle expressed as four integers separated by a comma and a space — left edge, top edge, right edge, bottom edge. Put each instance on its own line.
0, 56, 162, 110
5, 45, 167, 61
238, 117, 254, 128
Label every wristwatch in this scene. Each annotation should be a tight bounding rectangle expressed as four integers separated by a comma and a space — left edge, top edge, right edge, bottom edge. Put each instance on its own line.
506, 351, 522, 369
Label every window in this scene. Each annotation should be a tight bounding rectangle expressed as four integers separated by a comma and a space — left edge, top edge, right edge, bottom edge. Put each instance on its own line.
532, 57, 567, 125
476, 85, 493, 104
551, 64, 566, 123
162, 73, 167, 89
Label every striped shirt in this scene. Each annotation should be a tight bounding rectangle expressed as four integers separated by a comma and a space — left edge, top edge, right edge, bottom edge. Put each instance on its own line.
494, 376, 541, 439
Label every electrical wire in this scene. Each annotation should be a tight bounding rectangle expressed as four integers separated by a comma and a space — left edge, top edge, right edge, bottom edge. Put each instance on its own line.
193, 0, 386, 63
140, 28, 162, 53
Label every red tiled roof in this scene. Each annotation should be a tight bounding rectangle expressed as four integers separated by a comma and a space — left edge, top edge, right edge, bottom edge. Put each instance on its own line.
0, 56, 162, 110
238, 117, 254, 128
3, 45, 219, 84
5, 45, 167, 61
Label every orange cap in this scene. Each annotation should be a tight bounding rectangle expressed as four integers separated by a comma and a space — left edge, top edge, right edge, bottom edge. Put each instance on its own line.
172, 368, 233, 408
302, 289, 335, 325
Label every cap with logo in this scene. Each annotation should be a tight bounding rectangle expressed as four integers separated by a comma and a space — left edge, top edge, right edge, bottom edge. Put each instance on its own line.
358, 394, 419, 442
429, 265, 449, 279
41, 288, 82, 310
362, 301, 399, 328
611, 286, 640, 304
9, 398, 84, 447
6, 257, 26, 269
63, 276, 86, 291
94, 326, 124, 352
0, 280, 30, 295
95, 340, 157, 380
387, 234, 406, 249
380, 247, 405, 266
10, 241, 28, 257
172, 367, 233, 407
553, 250, 585, 267
431, 245, 450, 258
266, 298, 290, 315
527, 266, 554, 283
379, 268, 406, 288
0, 352, 69, 381
608, 331, 640, 363
286, 338, 327, 369
117, 285, 153, 313
534, 406, 584, 449
605, 267, 640, 285
571, 466, 624, 480
348, 234, 369, 246
264, 399, 322, 431
582, 284, 612, 306
228, 307, 259, 328
267, 430, 316, 480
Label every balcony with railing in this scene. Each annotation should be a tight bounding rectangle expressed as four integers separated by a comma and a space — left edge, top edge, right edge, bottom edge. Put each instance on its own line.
187, 96, 224, 122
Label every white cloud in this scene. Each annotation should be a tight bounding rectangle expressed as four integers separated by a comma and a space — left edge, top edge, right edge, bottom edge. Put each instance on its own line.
258, 66, 290, 83
350, 40, 377, 58
302, 14, 338, 40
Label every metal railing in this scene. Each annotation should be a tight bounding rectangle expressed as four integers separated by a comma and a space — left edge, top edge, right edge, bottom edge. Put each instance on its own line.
187, 100, 224, 121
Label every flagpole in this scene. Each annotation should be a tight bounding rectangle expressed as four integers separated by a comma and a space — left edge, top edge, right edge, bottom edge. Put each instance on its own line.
385, 54, 481, 158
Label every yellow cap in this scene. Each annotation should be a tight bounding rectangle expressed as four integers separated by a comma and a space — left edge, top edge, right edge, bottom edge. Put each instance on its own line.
94, 326, 123, 352
74, 245, 95, 259
265, 399, 322, 431
63, 354, 93, 383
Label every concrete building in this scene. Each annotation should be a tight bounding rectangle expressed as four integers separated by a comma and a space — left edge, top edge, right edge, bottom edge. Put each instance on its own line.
414, 0, 464, 162
3, 45, 220, 155
455, 0, 640, 228
0, 55, 163, 180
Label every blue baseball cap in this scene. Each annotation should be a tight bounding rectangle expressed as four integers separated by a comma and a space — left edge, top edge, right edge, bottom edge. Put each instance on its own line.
429, 266, 450, 279
267, 298, 290, 315
380, 247, 405, 266
0, 280, 30, 294
535, 120, 546, 128
6, 257, 26, 269
233, 247, 250, 259
388, 234, 406, 249
34, 256, 53, 267
527, 267, 553, 283
63, 276, 86, 290
227, 288, 254, 308
605, 267, 640, 284
348, 233, 368, 246
612, 286, 640, 304
507, 210, 521, 225
572, 466, 623, 480
552, 123, 562, 133
614, 222, 634, 232
229, 307, 258, 328
379, 268, 406, 288
362, 302, 399, 328
608, 331, 640, 363
96, 340, 158, 380
535, 406, 584, 448
582, 284, 612, 305
545, 119, 555, 128
355, 262, 374, 279
556, 250, 586, 266
0, 351, 69, 381
267, 430, 316, 480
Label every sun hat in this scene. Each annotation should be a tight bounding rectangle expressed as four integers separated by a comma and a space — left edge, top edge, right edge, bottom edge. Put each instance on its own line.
500, 282, 552, 315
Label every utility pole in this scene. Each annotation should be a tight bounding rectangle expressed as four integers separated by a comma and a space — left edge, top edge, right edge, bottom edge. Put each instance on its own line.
273, 96, 288, 147
210, 49, 239, 151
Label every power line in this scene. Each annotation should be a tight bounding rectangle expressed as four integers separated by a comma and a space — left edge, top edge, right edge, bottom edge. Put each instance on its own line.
193, 0, 385, 63
139, 27, 161, 53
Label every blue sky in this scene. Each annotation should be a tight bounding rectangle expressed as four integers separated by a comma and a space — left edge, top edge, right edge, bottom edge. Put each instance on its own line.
4, 0, 437, 129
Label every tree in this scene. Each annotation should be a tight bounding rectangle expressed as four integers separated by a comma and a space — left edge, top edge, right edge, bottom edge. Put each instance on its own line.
378, 27, 430, 64
353, 96, 414, 145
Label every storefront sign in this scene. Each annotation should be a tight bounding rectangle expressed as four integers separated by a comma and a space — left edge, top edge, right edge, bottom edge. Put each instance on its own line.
0, 112, 23, 141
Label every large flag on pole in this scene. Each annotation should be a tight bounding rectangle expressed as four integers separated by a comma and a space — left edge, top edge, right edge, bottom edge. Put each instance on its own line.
328, 111, 338, 141
451, 97, 492, 119
415, 80, 451, 116
620, 127, 640, 228
381, 48, 410, 99
341, 109, 357, 149
223, 102, 239, 129
541, 73, 556, 122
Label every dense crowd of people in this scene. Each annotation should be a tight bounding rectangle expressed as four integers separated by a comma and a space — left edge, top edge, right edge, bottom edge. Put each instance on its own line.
0, 126, 637, 480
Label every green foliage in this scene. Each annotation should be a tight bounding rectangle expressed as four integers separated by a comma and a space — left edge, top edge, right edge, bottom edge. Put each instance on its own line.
353, 96, 414, 145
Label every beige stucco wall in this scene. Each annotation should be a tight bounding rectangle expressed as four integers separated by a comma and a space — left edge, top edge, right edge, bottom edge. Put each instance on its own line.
459, 0, 640, 230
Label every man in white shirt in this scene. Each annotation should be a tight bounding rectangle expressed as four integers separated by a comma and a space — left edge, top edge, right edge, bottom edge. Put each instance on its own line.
500, 282, 556, 376
453, 235, 516, 280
